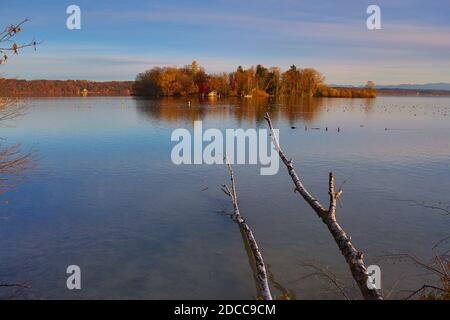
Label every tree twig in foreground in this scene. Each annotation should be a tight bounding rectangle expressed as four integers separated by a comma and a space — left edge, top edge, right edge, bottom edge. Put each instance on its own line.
264, 112, 383, 300
221, 161, 273, 300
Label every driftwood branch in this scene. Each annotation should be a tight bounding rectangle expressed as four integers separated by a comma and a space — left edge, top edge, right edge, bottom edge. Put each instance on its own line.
221, 160, 273, 300
264, 112, 383, 300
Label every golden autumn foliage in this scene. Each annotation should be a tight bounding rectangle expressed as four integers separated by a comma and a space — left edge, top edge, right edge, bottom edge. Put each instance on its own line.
317, 85, 377, 98
133, 61, 376, 98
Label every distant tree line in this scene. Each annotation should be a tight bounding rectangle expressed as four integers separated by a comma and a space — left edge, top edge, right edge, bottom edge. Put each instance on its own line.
0, 79, 133, 97
133, 61, 377, 98
0, 61, 377, 98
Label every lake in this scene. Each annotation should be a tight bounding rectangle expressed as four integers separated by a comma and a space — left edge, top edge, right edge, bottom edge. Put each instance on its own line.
0, 96, 449, 299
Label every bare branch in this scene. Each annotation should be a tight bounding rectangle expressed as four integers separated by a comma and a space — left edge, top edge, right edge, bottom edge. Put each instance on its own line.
381, 253, 447, 278
393, 199, 450, 216
221, 160, 273, 300
264, 112, 383, 300
0, 19, 39, 65
404, 285, 445, 300
301, 262, 351, 300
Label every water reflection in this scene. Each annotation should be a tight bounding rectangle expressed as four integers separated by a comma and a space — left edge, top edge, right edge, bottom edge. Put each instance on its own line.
0, 100, 36, 196
1, 96, 449, 300
135, 96, 364, 125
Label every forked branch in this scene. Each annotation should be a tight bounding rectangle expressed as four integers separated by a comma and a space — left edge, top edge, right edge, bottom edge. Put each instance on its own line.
264, 112, 383, 300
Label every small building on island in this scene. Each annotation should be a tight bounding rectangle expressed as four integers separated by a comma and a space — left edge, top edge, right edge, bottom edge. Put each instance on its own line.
207, 90, 218, 99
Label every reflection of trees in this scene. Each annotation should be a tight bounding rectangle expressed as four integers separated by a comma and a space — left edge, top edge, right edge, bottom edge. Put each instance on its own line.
0, 19, 36, 293
135, 96, 326, 126
0, 99, 35, 195
362, 98, 376, 114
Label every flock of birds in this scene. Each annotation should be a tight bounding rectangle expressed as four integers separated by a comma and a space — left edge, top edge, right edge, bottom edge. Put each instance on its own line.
287, 102, 450, 132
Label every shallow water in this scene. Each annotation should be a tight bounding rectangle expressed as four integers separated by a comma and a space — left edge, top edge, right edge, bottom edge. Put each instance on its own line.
0, 96, 449, 299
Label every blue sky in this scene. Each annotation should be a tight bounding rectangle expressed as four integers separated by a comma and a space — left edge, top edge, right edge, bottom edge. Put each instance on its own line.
1, 0, 450, 85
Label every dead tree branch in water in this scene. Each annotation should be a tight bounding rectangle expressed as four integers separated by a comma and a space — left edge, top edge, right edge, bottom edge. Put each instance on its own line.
221, 161, 273, 300
300, 262, 351, 300
264, 112, 383, 300
381, 237, 449, 300
391, 199, 450, 216
403, 285, 446, 300
266, 265, 296, 300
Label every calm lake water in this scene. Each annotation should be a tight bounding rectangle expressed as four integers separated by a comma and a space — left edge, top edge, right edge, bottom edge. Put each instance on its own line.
1, 96, 449, 299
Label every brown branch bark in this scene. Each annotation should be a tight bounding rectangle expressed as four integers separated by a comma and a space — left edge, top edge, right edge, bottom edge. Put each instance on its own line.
264, 112, 383, 300
222, 161, 273, 300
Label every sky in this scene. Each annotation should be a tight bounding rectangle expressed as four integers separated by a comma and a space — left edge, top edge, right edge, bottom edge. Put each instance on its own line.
1, 0, 450, 85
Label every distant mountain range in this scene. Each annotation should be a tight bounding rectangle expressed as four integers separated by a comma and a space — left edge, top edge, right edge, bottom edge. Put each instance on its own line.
331, 83, 450, 91
376, 83, 450, 90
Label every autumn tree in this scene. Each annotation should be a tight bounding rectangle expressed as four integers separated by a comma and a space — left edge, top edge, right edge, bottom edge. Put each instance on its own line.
133, 68, 164, 97
266, 67, 281, 96
299, 68, 324, 96
281, 65, 301, 96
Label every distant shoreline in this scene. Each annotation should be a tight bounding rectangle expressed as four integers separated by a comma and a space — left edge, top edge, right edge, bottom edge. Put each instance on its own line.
377, 88, 450, 97
1, 78, 450, 98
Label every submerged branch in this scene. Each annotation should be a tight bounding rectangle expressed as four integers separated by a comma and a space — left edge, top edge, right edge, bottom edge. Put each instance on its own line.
221, 160, 273, 300
300, 262, 351, 300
